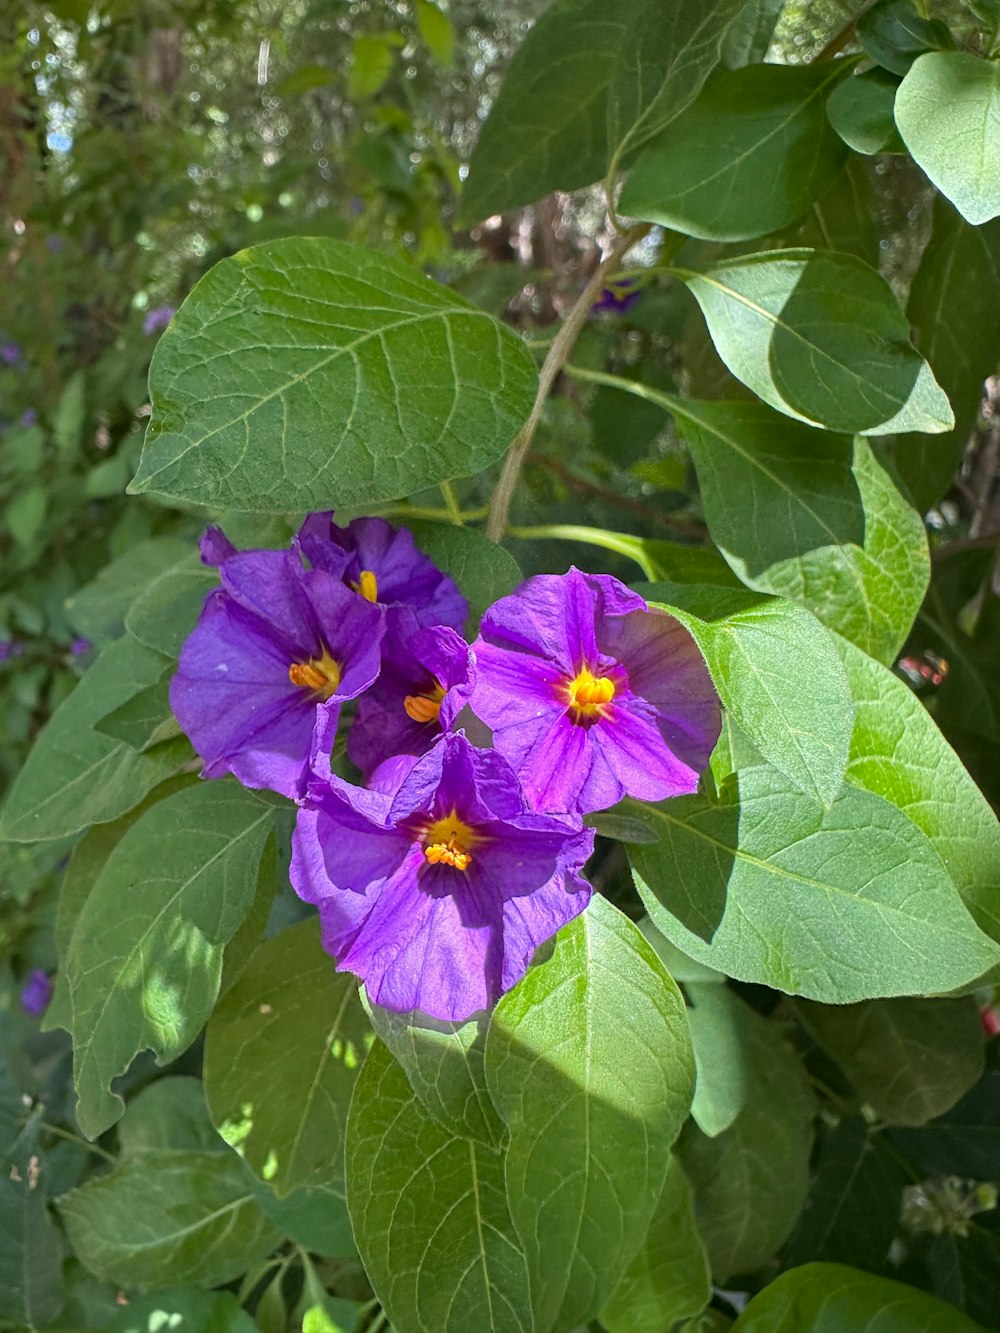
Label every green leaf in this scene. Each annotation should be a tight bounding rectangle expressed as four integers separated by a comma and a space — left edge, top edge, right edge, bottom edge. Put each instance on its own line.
676, 400, 929, 663
118, 1076, 226, 1156
124, 548, 217, 658
858, 0, 954, 76
204, 919, 369, 1196
928, 1210, 1000, 1326
64, 537, 191, 644
730, 1262, 986, 1332
627, 764, 1000, 1001
720, 0, 783, 67
415, 0, 455, 69
896, 198, 1000, 513
458, 0, 629, 222
95, 675, 180, 751
835, 632, 1000, 945
686, 981, 748, 1138
5, 483, 47, 548
679, 1002, 814, 1281
248, 1173, 356, 1257
346, 1040, 531, 1333
0, 635, 191, 844
66, 782, 276, 1139
782, 1119, 909, 1271
131, 239, 537, 513
826, 67, 904, 155
795, 997, 985, 1126
347, 33, 401, 100
53, 369, 85, 454
608, 0, 744, 164
57, 1149, 279, 1290
108, 1287, 259, 1333
0, 1144, 65, 1329
895, 53, 1000, 225
640, 584, 853, 807
405, 520, 522, 634
599, 1157, 711, 1333
620, 63, 849, 241
485, 896, 694, 1333
678, 249, 954, 434
364, 999, 503, 1148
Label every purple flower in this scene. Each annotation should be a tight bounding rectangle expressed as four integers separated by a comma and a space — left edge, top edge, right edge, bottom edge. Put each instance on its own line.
471, 568, 721, 815
292, 732, 594, 1021
170, 530, 385, 799
1, 341, 22, 367
591, 278, 642, 315
20, 970, 53, 1018
143, 305, 175, 335
20, 408, 38, 428
295, 513, 467, 634
69, 636, 92, 657
347, 615, 474, 786
0, 639, 22, 663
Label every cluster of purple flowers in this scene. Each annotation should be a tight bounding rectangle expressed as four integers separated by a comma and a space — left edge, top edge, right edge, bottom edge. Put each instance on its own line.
172, 516, 721, 1021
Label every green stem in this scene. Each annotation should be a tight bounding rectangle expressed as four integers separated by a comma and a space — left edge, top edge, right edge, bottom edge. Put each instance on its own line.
39, 1122, 116, 1163
439, 480, 464, 526
378, 503, 489, 524
485, 223, 651, 543
508, 524, 658, 579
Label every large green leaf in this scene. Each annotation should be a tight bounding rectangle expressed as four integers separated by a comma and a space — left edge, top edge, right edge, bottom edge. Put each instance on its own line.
64, 537, 191, 645
485, 896, 694, 1333
125, 548, 217, 658
721, 0, 783, 67
795, 997, 985, 1126
895, 52, 1000, 225
890, 1044, 1000, 1179
608, 0, 744, 164
730, 1262, 986, 1332
678, 249, 954, 434
927, 1210, 1000, 1326
66, 782, 276, 1139
599, 1157, 711, 1333
130, 239, 536, 512
57, 1149, 279, 1291
204, 919, 369, 1196
679, 1002, 814, 1281
836, 632, 1000, 944
639, 584, 853, 808
364, 1000, 502, 1148
345, 1040, 531, 1333
0, 1140, 65, 1330
620, 63, 849, 241
627, 764, 1000, 1002
0, 635, 192, 843
896, 198, 1000, 513
406, 520, 522, 635
677, 400, 928, 662
119, 1076, 226, 1156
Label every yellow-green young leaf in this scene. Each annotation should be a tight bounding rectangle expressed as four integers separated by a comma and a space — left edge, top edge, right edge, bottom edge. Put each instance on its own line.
66, 782, 276, 1139
675, 401, 929, 663
416, 0, 455, 69
626, 764, 1000, 1002
0, 635, 191, 844
204, 919, 370, 1197
346, 1041, 531, 1333
836, 632, 1000, 946
130, 238, 537, 513
679, 1002, 814, 1281
599, 1157, 711, 1333
485, 897, 694, 1333
57, 1150, 280, 1291
731, 1263, 987, 1332
678, 249, 954, 435
895, 52, 1000, 225
794, 996, 985, 1127
620, 62, 849, 241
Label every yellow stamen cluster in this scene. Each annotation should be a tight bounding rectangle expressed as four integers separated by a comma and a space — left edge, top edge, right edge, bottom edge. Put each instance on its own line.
421, 810, 478, 872
288, 647, 342, 699
353, 569, 379, 603
404, 680, 446, 724
563, 666, 616, 721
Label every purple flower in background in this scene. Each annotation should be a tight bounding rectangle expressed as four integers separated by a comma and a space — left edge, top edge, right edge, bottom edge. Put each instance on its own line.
347, 616, 474, 786
0, 639, 23, 663
292, 732, 594, 1021
591, 277, 642, 315
143, 304, 175, 335
296, 513, 467, 634
20, 409, 38, 428
70, 636, 92, 657
1, 341, 22, 367
20, 970, 53, 1018
471, 568, 721, 815
170, 529, 385, 799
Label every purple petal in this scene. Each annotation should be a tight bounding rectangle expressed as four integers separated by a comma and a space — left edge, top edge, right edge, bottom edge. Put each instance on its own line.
199, 527, 237, 567
20, 969, 53, 1018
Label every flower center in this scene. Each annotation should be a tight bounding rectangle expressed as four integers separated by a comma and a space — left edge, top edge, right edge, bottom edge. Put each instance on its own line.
351, 569, 379, 602
422, 809, 478, 872
404, 679, 446, 724
288, 647, 341, 700
562, 666, 616, 722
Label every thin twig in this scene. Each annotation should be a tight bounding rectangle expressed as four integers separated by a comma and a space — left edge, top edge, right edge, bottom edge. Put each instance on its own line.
485, 223, 650, 543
